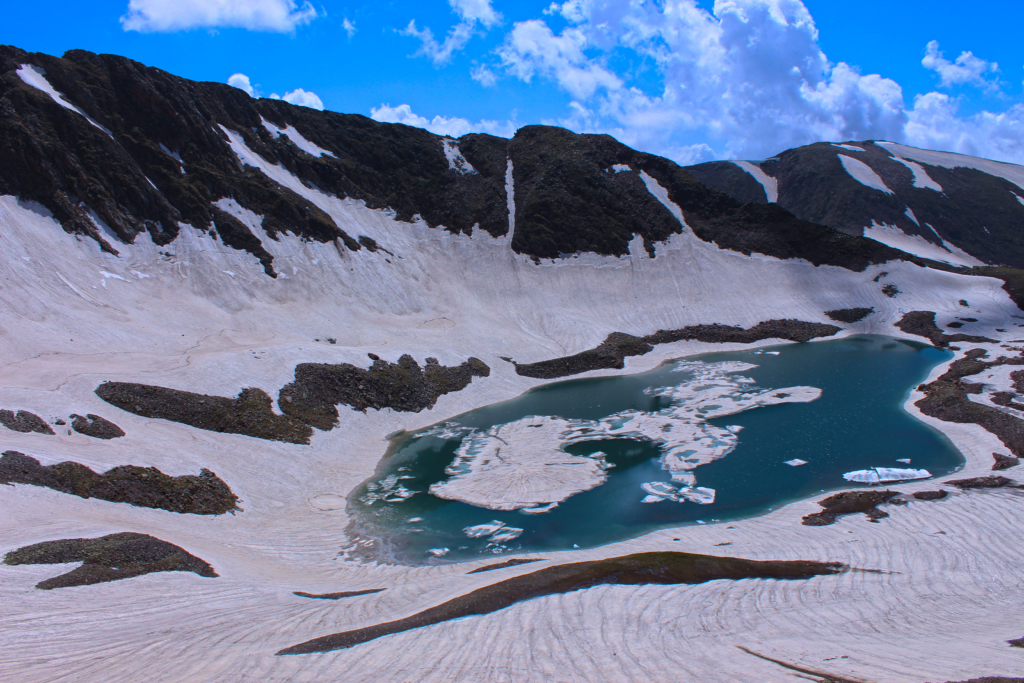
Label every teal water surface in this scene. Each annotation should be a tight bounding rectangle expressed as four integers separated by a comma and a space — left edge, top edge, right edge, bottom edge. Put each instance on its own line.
349, 335, 960, 563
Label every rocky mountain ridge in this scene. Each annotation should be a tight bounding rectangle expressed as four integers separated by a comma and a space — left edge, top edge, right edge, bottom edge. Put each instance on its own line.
1, 45, 905, 275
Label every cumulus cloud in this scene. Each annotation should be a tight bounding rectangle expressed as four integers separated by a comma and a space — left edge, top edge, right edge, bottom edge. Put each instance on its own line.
922, 40, 999, 89
227, 73, 255, 96
468, 0, 1024, 164
270, 88, 324, 110
370, 103, 516, 138
121, 0, 318, 32
342, 18, 356, 38
403, 0, 502, 65
495, 20, 621, 100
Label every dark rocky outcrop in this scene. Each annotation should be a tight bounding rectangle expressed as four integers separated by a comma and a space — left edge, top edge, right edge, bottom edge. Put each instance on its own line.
912, 490, 948, 500
801, 490, 901, 526
895, 311, 996, 347
3, 532, 217, 589
915, 349, 1024, 458
944, 475, 1021, 490
992, 453, 1020, 470
277, 551, 842, 654
0, 450, 238, 514
824, 307, 874, 324
467, 558, 544, 574
684, 160, 769, 204
0, 409, 54, 435
96, 383, 313, 444
70, 413, 124, 439
514, 320, 841, 379
279, 355, 490, 430
294, 588, 386, 600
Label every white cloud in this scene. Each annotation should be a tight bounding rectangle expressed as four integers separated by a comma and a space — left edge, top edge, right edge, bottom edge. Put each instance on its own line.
450, 0, 501, 27
270, 88, 324, 110
121, 0, 318, 32
403, 0, 501, 65
227, 73, 255, 96
370, 103, 517, 138
922, 40, 999, 89
495, 20, 621, 100
905, 92, 1024, 164
471, 0, 1024, 165
342, 18, 356, 38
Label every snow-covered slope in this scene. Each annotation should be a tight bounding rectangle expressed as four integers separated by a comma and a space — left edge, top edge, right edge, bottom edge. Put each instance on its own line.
3, 45, 1024, 683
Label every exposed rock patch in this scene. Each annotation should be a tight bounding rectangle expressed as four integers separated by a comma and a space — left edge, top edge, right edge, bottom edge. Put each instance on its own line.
912, 490, 948, 500
278, 551, 843, 654
467, 558, 544, 574
3, 532, 217, 589
824, 307, 874, 324
894, 311, 995, 348
992, 453, 1020, 470
294, 588, 386, 600
0, 450, 238, 514
514, 320, 841, 379
801, 490, 901, 526
279, 355, 490, 430
915, 349, 1024, 458
945, 475, 1021, 490
70, 413, 124, 439
96, 383, 312, 444
0, 409, 54, 435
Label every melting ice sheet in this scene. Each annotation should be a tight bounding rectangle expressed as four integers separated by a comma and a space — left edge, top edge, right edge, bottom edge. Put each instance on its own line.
427, 361, 821, 512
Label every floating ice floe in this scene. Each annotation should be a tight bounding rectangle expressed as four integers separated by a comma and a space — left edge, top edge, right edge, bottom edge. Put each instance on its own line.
427, 548, 449, 557
361, 474, 418, 505
843, 467, 931, 484
463, 521, 524, 544
464, 521, 506, 538
640, 481, 716, 504
897, 458, 911, 464
423, 360, 820, 511
784, 459, 808, 467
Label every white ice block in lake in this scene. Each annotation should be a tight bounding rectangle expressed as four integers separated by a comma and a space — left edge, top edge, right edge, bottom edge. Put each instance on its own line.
843, 467, 931, 484
784, 459, 808, 466
464, 521, 506, 538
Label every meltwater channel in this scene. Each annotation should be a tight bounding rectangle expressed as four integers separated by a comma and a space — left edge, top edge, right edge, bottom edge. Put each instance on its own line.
349, 335, 961, 563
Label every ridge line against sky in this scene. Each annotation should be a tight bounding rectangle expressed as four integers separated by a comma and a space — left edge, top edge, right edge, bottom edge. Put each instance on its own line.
4, 0, 1023, 165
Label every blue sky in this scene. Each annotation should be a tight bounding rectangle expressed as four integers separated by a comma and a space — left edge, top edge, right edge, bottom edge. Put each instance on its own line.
3, 0, 1023, 164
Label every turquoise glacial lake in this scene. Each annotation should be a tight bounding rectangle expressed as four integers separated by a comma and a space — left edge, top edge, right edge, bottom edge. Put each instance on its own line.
349, 335, 961, 563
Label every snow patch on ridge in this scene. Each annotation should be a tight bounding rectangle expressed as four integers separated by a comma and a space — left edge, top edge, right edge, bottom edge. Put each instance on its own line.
880, 141, 1024, 193
892, 157, 943, 192
839, 155, 893, 195
17, 64, 113, 138
640, 171, 689, 230
261, 118, 335, 158
441, 139, 476, 174
732, 161, 779, 203
863, 221, 983, 267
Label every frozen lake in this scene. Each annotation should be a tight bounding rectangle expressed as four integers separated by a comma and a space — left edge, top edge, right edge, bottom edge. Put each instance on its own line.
349, 335, 960, 563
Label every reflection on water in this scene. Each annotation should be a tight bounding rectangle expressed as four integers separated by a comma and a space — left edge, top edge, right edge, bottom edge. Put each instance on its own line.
348, 335, 959, 563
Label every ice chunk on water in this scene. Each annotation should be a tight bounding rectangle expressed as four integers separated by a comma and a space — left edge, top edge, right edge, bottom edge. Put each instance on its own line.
679, 487, 716, 504
843, 467, 931, 484
464, 521, 505, 538
784, 459, 808, 467
490, 527, 523, 543
897, 458, 911, 464
427, 548, 449, 557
